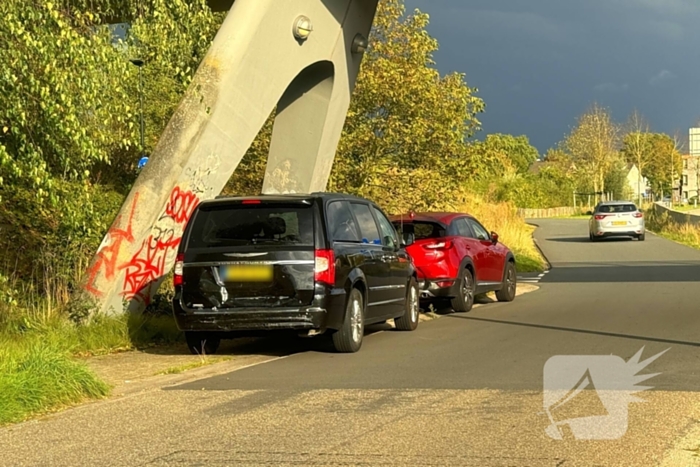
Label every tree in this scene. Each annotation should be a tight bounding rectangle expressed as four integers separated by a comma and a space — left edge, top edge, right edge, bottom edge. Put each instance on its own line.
562, 103, 620, 202
620, 110, 652, 205
0, 0, 224, 296
468, 134, 539, 178
0, 1, 138, 206
645, 133, 682, 198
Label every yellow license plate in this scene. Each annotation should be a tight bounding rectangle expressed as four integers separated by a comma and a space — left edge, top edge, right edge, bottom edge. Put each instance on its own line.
612, 221, 627, 226
222, 265, 273, 282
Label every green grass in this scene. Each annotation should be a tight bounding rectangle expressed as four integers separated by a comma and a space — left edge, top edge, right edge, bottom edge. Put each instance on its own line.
0, 309, 184, 426
0, 335, 110, 425
514, 249, 546, 273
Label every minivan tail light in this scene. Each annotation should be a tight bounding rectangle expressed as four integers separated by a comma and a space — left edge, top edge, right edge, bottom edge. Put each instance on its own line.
173, 253, 184, 287
594, 215, 608, 220
633, 212, 643, 218
314, 249, 335, 285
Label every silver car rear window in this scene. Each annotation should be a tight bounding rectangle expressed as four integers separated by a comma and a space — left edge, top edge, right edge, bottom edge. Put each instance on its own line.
597, 204, 636, 213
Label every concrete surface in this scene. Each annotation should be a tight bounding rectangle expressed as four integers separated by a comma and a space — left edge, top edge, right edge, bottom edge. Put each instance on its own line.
4, 219, 700, 466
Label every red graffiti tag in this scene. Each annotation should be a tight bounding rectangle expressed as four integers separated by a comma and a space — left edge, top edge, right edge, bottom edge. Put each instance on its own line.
120, 232, 181, 304
120, 186, 201, 304
165, 187, 199, 225
85, 193, 139, 297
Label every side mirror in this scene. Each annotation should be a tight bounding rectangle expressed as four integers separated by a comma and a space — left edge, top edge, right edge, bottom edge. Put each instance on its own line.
490, 231, 499, 244
586, 211, 593, 216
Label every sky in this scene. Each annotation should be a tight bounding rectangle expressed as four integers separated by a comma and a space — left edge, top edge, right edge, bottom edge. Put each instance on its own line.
403, 0, 700, 155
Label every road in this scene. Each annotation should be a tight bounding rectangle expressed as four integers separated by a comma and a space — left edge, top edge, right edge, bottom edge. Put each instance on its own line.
3, 219, 700, 466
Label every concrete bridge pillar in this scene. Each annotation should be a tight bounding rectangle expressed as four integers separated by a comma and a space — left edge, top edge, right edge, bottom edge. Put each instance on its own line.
81, 0, 378, 315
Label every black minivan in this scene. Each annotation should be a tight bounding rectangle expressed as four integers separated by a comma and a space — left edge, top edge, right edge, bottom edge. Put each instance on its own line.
172, 193, 420, 354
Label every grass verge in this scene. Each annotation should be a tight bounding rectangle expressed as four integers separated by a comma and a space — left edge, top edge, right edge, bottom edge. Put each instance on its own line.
0, 306, 184, 426
0, 335, 110, 425
645, 207, 700, 249
459, 195, 547, 273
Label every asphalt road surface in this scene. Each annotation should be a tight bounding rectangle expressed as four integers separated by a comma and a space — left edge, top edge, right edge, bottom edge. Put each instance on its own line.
3, 219, 700, 466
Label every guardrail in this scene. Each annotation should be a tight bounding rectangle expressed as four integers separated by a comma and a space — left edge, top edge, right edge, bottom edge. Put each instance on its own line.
652, 203, 700, 227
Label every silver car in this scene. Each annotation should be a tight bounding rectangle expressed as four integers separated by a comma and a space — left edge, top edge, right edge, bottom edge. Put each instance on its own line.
587, 201, 645, 242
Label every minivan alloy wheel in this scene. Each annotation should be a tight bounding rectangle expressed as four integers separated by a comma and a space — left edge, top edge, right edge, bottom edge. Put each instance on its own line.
410, 285, 419, 322
395, 277, 419, 331
350, 298, 362, 343
332, 288, 364, 353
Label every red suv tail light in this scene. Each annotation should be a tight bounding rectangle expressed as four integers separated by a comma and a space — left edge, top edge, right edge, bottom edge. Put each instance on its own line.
423, 240, 453, 250
314, 249, 335, 285
594, 215, 607, 220
633, 212, 643, 218
173, 253, 184, 287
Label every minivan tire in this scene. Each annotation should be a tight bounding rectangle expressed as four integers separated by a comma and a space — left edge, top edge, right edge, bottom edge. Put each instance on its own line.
638, 233, 645, 241
185, 332, 221, 355
496, 261, 517, 302
332, 288, 364, 353
395, 277, 420, 331
451, 268, 475, 313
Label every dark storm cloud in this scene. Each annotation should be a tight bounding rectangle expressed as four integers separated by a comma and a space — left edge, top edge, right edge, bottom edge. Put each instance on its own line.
403, 0, 700, 153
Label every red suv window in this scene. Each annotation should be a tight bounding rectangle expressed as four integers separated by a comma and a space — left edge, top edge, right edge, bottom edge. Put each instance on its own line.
413, 221, 446, 240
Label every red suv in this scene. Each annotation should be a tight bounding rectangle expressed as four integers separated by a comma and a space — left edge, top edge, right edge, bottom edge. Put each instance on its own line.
390, 212, 516, 312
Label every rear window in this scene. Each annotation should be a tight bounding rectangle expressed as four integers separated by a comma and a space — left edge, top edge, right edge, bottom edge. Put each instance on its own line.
597, 204, 637, 213
186, 204, 314, 248
392, 221, 445, 240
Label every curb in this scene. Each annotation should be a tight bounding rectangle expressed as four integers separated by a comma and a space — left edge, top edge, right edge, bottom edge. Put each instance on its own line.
532, 237, 552, 271
524, 220, 552, 272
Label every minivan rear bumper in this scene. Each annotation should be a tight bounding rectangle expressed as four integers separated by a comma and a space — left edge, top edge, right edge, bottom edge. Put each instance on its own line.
172, 287, 347, 333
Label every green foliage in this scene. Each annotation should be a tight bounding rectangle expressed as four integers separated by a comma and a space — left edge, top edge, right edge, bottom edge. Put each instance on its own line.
642, 133, 682, 196
560, 103, 620, 196
621, 129, 682, 198
0, 0, 138, 210
469, 134, 539, 177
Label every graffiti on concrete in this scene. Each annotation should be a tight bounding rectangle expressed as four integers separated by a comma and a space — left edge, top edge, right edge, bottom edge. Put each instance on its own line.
118, 162, 219, 305
85, 193, 139, 297
165, 186, 199, 224
120, 188, 200, 305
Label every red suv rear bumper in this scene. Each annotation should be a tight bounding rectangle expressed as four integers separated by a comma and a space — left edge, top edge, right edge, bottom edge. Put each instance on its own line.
418, 277, 459, 299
